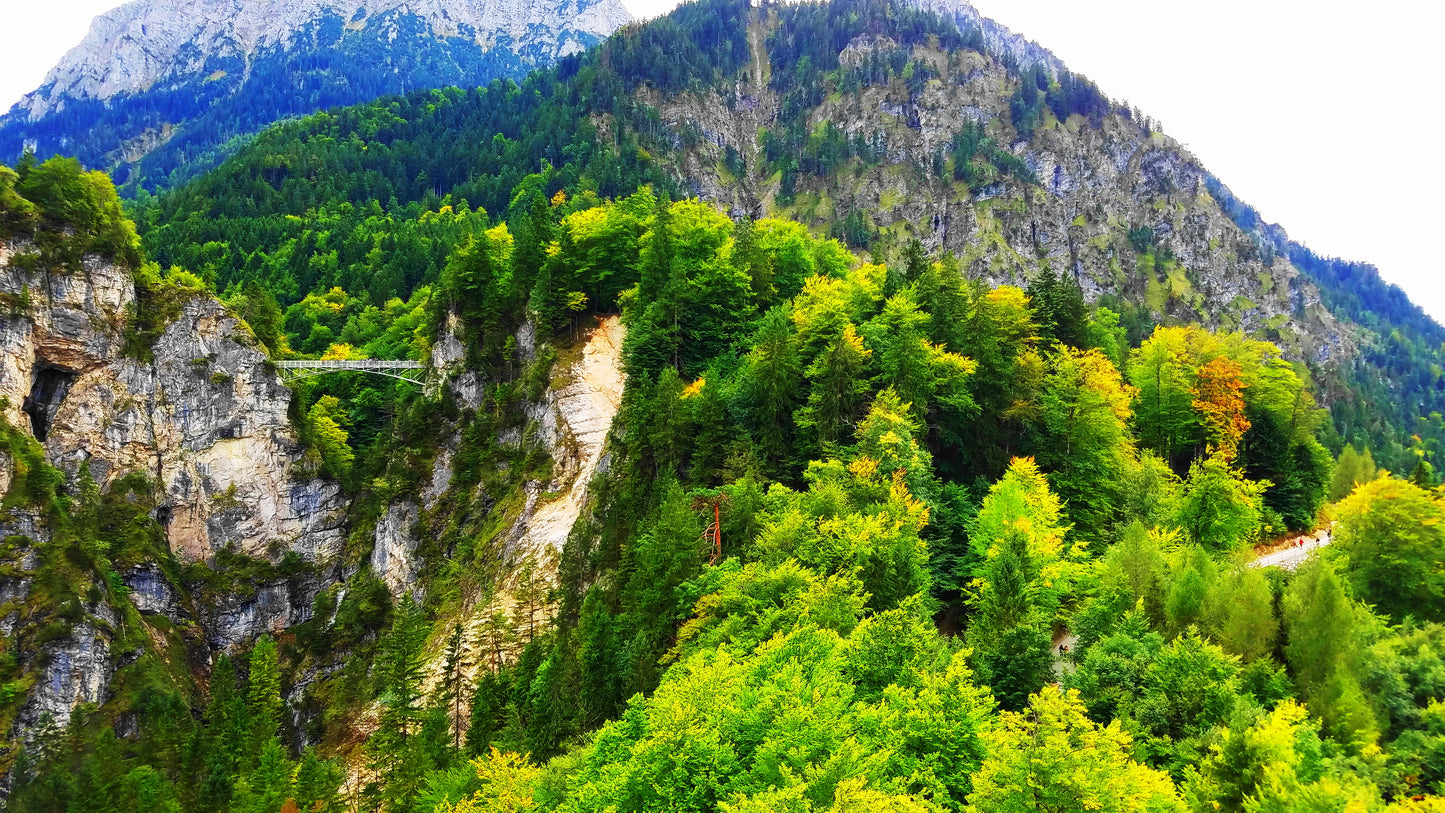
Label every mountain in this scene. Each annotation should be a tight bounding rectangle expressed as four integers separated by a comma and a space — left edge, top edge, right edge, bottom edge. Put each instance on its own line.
6, 0, 1445, 810
0, 0, 630, 191
138, 0, 1438, 462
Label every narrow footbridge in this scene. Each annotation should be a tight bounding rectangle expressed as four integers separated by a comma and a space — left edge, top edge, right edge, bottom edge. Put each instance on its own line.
275, 359, 425, 383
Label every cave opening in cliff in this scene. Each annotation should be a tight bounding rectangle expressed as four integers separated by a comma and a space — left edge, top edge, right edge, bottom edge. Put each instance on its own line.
22, 364, 77, 442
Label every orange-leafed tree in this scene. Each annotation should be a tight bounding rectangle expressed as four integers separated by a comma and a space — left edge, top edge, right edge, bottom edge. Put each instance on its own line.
1191, 356, 1250, 463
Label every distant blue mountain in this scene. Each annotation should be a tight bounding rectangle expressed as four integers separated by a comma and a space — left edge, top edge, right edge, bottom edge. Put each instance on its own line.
0, 0, 630, 192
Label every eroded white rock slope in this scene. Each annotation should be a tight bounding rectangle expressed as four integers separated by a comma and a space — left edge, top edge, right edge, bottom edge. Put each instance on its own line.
512, 314, 625, 558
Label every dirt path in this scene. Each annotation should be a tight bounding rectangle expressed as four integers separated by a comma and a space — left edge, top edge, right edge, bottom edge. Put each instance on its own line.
1051, 629, 1078, 681
1252, 526, 1332, 571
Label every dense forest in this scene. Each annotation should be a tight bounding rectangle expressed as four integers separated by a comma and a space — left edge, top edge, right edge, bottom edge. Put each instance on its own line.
1203, 175, 1445, 479
0, 7, 617, 195
121, 0, 1445, 479
4, 0, 1445, 810
5, 154, 1445, 813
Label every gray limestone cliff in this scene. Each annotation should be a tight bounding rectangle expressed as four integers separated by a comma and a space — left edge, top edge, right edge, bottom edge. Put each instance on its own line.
644, 12, 1350, 368
0, 241, 346, 563
0, 236, 347, 744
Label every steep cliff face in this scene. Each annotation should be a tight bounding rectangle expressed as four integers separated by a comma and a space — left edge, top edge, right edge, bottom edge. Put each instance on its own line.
0, 0, 631, 189
374, 315, 623, 604
0, 242, 346, 564
0, 235, 349, 747
411, 315, 625, 698
645, 11, 1349, 368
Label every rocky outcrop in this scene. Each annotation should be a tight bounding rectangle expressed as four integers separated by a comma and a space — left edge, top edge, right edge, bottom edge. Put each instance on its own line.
375, 314, 624, 612
123, 565, 178, 616
372, 499, 421, 599
0, 237, 353, 740
650, 17, 1350, 367
0, 241, 346, 563
204, 574, 329, 651
408, 315, 624, 701
507, 314, 625, 558
14, 620, 114, 733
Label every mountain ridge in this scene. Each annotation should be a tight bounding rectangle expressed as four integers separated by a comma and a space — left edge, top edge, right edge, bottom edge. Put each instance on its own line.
12, 0, 631, 120
4, 1, 1445, 809
0, 0, 631, 190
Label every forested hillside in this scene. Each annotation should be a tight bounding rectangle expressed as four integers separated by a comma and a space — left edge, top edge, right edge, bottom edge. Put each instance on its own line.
129, 0, 1445, 473
4, 0, 1445, 811
0, 0, 629, 193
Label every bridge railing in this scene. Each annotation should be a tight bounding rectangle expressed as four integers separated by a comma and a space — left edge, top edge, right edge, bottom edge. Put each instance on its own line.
274, 358, 425, 382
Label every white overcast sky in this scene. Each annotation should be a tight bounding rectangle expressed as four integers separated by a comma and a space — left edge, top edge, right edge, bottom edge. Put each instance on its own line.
4, 0, 1444, 322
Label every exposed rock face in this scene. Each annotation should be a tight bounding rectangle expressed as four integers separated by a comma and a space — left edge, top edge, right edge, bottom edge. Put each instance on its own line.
908, 0, 1064, 76
411, 315, 624, 700
0, 240, 354, 738
376, 314, 624, 615
123, 565, 178, 615
15, 0, 629, 118
14, 620, 114, 734
650, 15, 1349, 367
0, 241, 346, 563
372, 499, 421, 598
204, 574, 329, 651
508, 314, 625, 558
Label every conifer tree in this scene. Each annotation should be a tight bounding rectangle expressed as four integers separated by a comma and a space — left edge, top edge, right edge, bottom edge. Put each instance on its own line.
971, 526, 1053, 711
731, 216, 772, 305
865, 289, 937, 416
380, 596, 431, 745
577, 587, 628, 727
236, 739, 292, 813
292, 749, 342, 813
511, 192, 554, 297
437, 623, 466, 749
465, 671, 513, 757
370, 595, 435, 812
119, 766, 180, 813
511, 556, 551, 645
193, 655, 248, 811
741, 306, 802, 475
245, 636, 283, 763
795, 322, 872, 449
636, 192, 674, 306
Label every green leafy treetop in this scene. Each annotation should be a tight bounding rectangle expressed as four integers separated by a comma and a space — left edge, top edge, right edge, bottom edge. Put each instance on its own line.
964, 686, 1186, 813
0, 156, 142, 268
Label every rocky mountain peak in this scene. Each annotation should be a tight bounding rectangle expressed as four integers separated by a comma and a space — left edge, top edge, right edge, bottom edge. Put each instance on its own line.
12, 0, 631, 121
908, 0, 1064, 75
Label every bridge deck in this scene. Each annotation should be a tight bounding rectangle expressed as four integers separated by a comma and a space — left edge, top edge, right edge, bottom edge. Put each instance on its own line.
275, 359, 425, 382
